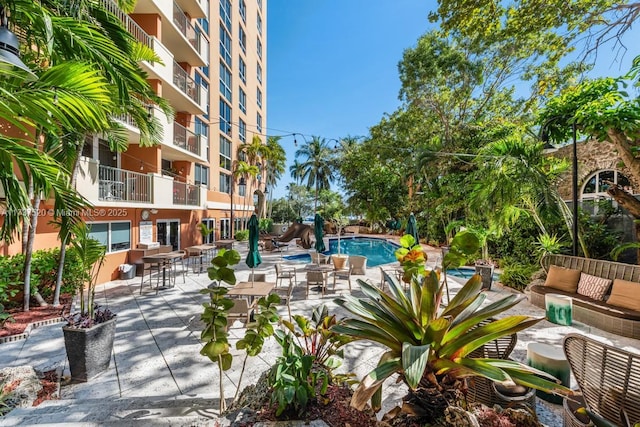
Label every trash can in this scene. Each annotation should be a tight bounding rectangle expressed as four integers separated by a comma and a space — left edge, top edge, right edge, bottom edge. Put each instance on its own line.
119, 264, 136, 280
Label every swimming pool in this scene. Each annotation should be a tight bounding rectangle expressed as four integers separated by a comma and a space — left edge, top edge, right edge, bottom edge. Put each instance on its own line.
283, 237, 399, 267
446, 267, 501, 282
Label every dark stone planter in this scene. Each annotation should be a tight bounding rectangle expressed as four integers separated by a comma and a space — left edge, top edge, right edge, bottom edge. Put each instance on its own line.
475, 263, 494, 290
63, 317, 116, 382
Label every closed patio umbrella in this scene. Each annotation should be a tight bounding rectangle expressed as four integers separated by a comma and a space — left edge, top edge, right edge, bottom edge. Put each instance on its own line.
406, 213, 419, 245
245, 213, 262, 285
314, 213, 326, 253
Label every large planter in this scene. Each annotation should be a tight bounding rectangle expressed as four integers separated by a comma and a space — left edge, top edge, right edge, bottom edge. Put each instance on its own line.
332, 255, 348, 270
63, 317, 116, 382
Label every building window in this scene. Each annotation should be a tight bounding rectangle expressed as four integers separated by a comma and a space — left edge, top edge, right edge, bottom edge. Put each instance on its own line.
257, 14, 262, 34
257, 62, 262, 84
88, 222, 131, 253
201, 218, 216, 243
219, 61, 232, 102
256, 112, 262, 133
239, 88, 246, 113
256, 87, 262, 109
239, 25, 246, 53
219, 173, 231, 194
220, 135, 231, 170
239, 56, 246, 83
219, 24, 232, 66
257, 0, 262, 11
220, 0, 231, 30
257, 37, 262, 59
198, 18, 209, 33
239, 119, 246, 142
195, 164, 209, 188
239, 182, 246, 197
239, 0, 246, 22
219, 98, 232, 136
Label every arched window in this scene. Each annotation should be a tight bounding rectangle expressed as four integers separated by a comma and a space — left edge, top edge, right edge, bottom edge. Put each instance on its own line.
581, 169, 633, 214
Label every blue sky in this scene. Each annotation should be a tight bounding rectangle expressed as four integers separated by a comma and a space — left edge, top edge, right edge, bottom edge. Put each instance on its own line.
265, 1, 638, 199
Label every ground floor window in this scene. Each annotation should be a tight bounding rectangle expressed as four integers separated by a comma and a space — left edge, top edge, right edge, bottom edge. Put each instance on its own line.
87, 221, 131, 253
157, 220, 180, 251
201, 218, 216, 244
220, 218, 230, 239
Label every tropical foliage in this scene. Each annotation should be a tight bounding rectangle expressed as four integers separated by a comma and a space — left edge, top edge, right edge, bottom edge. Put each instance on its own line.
333, 248, 569, 422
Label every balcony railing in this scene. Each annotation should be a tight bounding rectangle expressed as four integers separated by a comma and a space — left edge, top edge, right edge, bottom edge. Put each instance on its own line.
173, 1, 201, 54
113, 113, 137, 128
173, 122, 201, 156
173, 62, 201, 104
99, 165, 152, 203
102, 0, 152, 48
173, 181, 200, 205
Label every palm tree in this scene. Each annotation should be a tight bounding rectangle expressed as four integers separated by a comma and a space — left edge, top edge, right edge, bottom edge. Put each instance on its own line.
264, 136, 286, 217
233, 160, 259, 227
469, 129, 582, 253
294, 136, 335, 211
2, 0, 170, 310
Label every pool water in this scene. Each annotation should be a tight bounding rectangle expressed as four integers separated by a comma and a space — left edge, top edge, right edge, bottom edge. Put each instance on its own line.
283, 237, 399, 267
446, 267, 501, 282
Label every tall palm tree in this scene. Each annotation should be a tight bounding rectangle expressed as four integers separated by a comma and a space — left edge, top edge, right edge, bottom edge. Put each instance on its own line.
294, 136, 335, 211
265, 136, 286, 217
289, 159, 303, 184
2, 0, 170, 310
233, 160, 259, 227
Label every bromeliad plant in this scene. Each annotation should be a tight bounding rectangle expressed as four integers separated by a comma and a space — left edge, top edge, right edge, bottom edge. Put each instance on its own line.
333, 266, 570, 421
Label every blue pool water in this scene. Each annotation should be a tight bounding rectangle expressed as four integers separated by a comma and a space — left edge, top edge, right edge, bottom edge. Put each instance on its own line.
446, 267, 501, 282
283, 237, 399, 267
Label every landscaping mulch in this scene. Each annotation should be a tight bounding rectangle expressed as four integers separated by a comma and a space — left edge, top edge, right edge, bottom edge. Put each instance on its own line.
0, 295, 72, 338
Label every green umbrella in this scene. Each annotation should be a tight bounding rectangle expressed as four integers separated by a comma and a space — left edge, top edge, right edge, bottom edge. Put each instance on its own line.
314, 213, 326, 253
245, 214, 262, 283
406, 213, 419, 245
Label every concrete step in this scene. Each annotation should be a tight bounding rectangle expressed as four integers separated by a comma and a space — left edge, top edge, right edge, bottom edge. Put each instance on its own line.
0, 396, 223, 426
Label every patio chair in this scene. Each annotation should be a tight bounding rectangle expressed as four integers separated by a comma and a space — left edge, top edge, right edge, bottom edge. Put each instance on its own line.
563, 333, 640, 427
311, 252, 330, 265
275, 263, 297, 289
226, 297, 256, 328
168, 250, 186, 284
349, 255, 367, 275
306, 270, 327, 297
332, 265, 353, 292
466, 320, 536, 414
140, 256, 163, 295
272, 279, 294, 320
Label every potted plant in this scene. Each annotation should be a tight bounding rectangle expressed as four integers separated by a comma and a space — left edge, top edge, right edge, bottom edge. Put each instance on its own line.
331, 212, 350, 270
62, 223, 114, 382
198, 222, 215, 244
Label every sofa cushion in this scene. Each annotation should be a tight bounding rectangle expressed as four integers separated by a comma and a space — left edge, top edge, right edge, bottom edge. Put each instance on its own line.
607, 279, 640, 311
577, 273, 612, 301
573, 298, 640, 321
544, 265, 581, 293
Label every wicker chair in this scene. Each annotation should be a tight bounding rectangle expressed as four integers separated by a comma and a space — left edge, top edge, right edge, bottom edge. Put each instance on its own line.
466, 321, 536, 414
563, 333, 640, 427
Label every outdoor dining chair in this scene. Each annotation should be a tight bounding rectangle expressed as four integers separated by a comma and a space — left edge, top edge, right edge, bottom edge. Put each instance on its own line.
348, 255, 367, 274
306, 270, 327, 297
332, 265, 353, 292
275, 263, 297, 289
226, 297, 257, 328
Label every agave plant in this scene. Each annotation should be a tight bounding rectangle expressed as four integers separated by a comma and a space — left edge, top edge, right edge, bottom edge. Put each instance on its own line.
332, 269, 570, 421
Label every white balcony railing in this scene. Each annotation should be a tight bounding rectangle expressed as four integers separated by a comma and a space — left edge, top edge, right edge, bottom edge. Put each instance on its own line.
173, 61, 201, 104
98, 165, 152, 203
173, 122, 201, 156
173, 181, 200, 205
173, 1, 201, 54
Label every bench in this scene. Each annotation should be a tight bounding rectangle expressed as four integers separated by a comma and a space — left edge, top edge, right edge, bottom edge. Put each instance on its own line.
529, 254, 640, 339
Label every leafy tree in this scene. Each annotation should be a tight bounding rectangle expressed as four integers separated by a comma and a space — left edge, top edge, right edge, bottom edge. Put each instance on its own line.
264, 136, 287, 218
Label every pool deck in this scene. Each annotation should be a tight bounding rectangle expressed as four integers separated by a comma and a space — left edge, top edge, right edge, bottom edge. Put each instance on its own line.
1, 235, 639, 425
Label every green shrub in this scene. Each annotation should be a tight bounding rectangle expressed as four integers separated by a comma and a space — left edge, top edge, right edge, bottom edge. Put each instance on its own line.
0, 303, 14, 328
0, 247, 88, 305
234, 229, 249, 241
258, 218, 273, 233
499, 261, 539, 291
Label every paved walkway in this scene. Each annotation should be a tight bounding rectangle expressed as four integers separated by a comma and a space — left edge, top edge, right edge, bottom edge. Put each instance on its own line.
1, 238, 639, 425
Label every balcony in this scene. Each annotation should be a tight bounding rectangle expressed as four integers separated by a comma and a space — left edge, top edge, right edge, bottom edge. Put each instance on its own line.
98, 165, 152, 203
173, 122, 201, 156
132, 0, 208, 66
175, 0, 208, 18
76, 159, 205, 209
173, 181, 200, 205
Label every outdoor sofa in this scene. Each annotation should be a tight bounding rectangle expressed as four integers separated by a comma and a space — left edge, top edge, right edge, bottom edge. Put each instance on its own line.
529, 254, 640, 339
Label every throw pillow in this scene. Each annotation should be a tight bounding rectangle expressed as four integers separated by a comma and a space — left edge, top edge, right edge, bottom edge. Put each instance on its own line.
607, 279, 640, 311
544, 265, 581, 293
576, 273, 612, 301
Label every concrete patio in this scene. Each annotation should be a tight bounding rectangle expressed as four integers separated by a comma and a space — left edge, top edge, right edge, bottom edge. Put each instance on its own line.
1, 239, 639, 426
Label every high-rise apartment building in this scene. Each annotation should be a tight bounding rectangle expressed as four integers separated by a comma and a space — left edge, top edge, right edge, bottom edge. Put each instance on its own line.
1, 0, 267, 283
